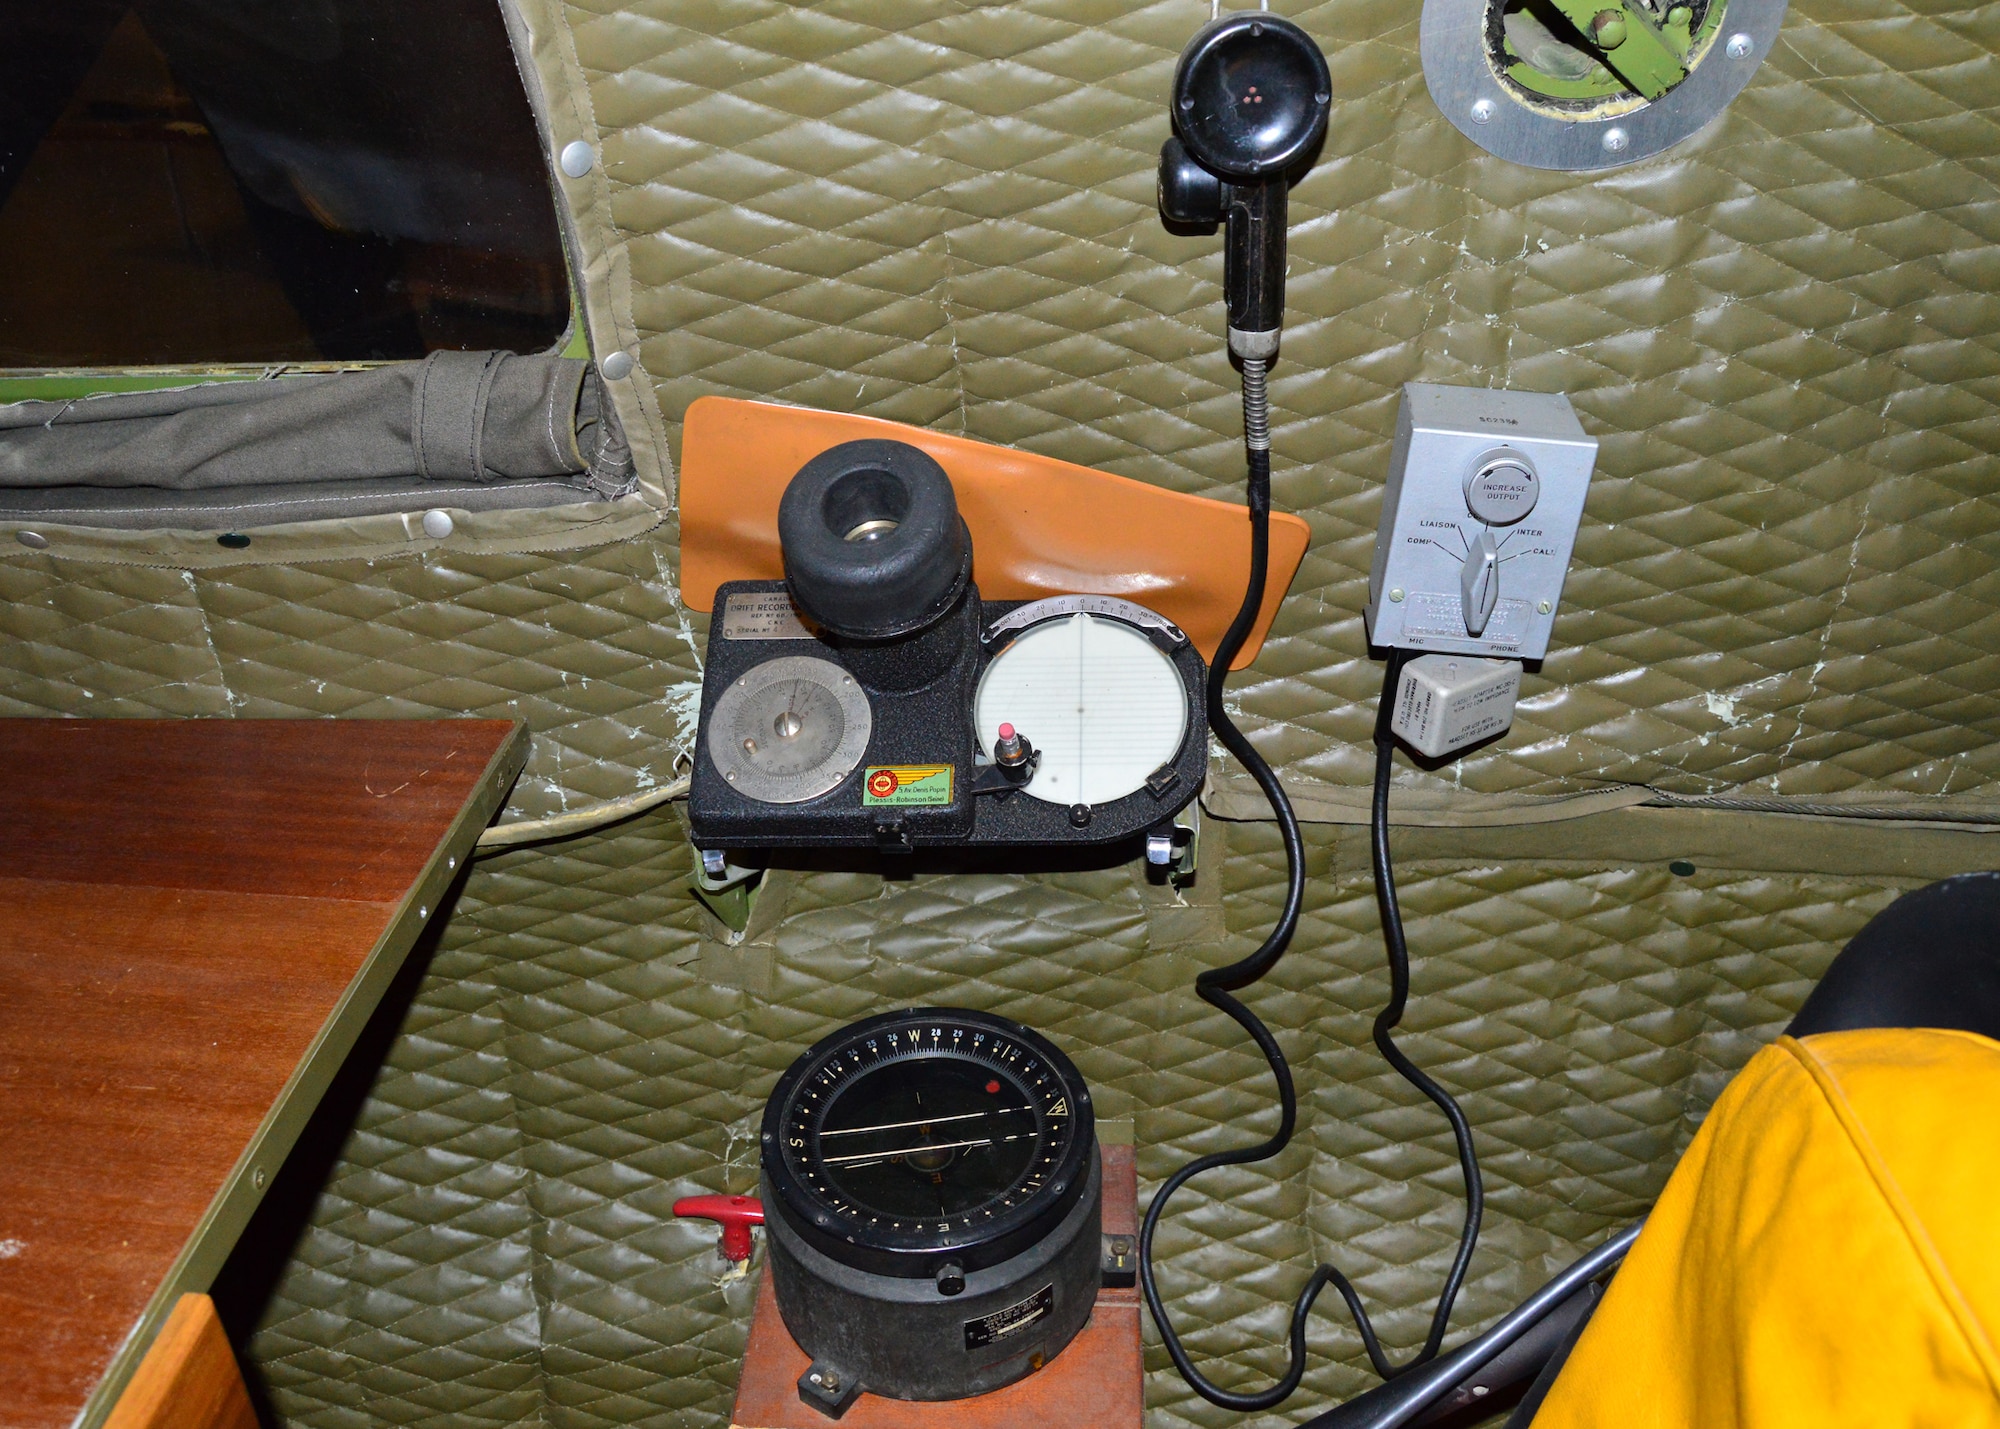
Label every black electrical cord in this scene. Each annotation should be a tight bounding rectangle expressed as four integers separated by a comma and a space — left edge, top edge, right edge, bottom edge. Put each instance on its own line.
1138, 369, 1485, 1410
1359, 646, 1486, 1376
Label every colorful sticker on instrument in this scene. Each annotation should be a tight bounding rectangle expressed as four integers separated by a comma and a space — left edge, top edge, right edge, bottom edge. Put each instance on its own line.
862, 764, 953, 806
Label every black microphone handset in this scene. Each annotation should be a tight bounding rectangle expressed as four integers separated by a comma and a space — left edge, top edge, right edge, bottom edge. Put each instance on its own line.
1157, 11, 1329, 362
1141, 10, 1490, 1420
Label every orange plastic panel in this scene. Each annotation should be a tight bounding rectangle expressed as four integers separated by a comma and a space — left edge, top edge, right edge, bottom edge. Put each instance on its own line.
679, 397, 1310, 669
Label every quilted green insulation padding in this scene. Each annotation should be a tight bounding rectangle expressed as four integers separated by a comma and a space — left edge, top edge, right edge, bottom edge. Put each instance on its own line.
227, 812, 1935, 1429
0, 548, 701, 818
574, 0, 2000, 812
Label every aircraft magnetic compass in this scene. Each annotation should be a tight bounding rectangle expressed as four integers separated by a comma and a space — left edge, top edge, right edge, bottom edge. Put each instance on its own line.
757, 1008, 1104, 1406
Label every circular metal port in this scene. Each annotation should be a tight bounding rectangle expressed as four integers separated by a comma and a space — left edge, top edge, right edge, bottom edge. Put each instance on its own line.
1422, 0, 1787, 169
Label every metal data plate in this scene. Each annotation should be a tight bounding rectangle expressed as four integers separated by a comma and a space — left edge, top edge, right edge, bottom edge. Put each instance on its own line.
719, 589, 817, 641
706, 655, 873, 804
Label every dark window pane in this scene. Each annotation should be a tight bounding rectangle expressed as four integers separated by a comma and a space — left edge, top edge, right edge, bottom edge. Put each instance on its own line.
0, 0, 569, 367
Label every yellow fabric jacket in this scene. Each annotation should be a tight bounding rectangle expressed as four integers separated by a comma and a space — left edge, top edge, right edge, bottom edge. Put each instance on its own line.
1533, 1027, 2000, 1429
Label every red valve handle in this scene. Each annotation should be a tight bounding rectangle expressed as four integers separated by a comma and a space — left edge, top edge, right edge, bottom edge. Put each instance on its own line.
673, 1194, 764, 1261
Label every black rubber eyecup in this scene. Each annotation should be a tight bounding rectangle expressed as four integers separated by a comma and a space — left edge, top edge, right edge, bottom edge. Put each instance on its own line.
779, 439, 971, 640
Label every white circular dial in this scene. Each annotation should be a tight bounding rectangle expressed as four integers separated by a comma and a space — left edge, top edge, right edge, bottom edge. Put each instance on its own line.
974, 612, 1188, 807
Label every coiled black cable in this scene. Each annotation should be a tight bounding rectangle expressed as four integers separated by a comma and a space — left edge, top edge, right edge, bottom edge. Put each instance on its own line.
1137, 370, 1485, 1410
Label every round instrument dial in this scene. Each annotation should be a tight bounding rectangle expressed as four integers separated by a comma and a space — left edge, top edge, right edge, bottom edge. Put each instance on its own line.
761, 1008, 1094, 1277
706, 655, 873, 804
975, 609, 1190, 808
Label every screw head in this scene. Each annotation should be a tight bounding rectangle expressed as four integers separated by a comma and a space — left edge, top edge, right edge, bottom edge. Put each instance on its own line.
1602, 126, 1630, 153
1537, 599, 1552, 614
252, 1167, 267, 1189
1726, 31, 1753, 57
1470, 98, 1496, 125
1389, 588, 1405, 603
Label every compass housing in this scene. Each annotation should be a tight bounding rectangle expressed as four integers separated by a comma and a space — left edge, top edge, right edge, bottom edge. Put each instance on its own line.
759, 1008, 1103, 1403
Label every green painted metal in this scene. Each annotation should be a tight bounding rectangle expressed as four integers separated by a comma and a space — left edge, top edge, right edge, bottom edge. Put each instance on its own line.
1503, 38, 1631, 101
692, 869, 763, 937
0, 368, 293, 404
1543, 0, 1689, 97
1502, 0, 1722, 103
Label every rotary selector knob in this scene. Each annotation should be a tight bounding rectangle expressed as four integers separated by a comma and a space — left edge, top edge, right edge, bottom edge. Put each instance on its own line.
1464, 450, 1539, 525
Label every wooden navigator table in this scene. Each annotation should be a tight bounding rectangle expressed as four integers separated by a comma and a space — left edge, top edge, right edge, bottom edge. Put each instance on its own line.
0, 719, 528, 1429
